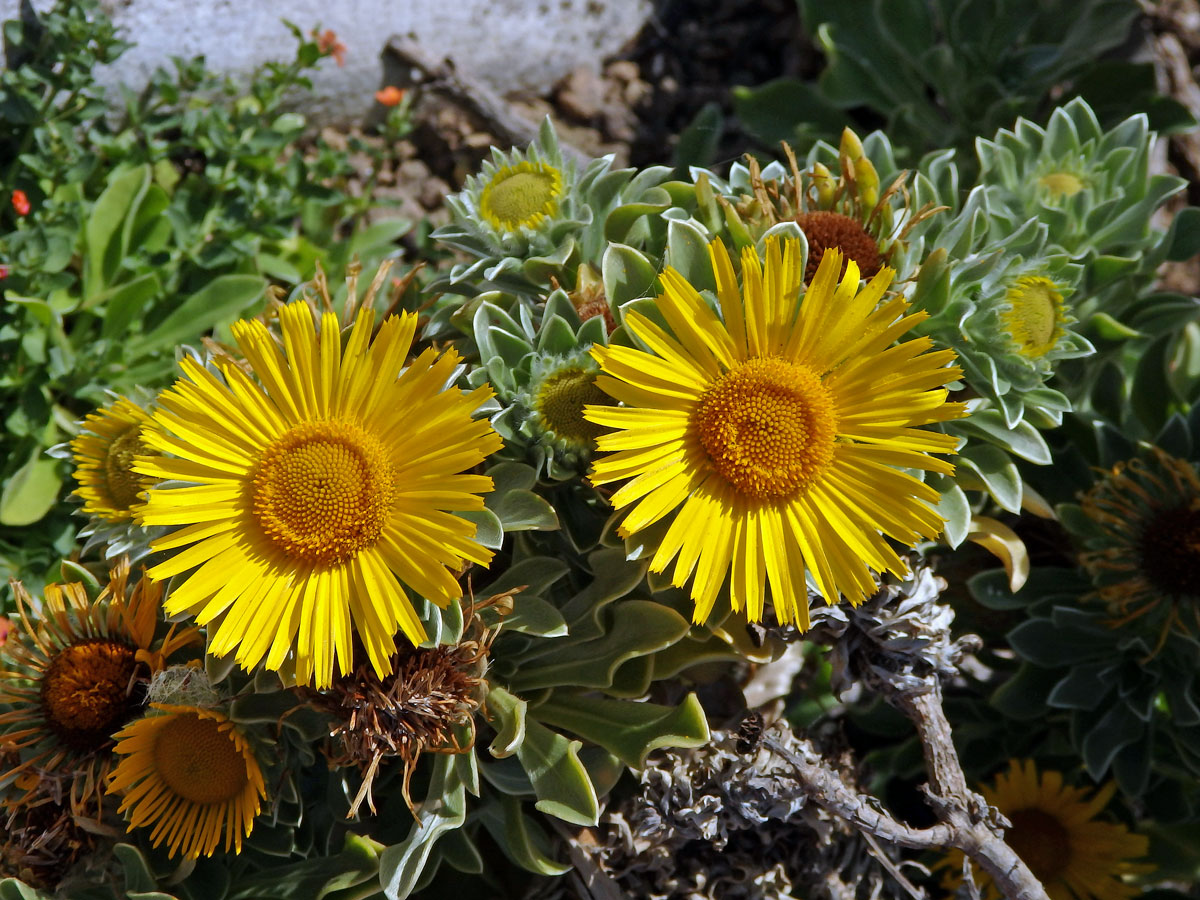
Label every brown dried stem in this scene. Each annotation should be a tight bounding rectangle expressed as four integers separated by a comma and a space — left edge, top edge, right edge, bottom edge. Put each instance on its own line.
764, 673, 1050, 900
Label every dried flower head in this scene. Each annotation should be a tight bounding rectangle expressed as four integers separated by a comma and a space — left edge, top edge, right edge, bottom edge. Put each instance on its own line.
0, 795, 98, 889
310, 595, 506, 816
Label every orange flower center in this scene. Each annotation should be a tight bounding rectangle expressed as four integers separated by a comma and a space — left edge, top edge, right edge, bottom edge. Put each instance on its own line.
154, 713, 249, 804
251, 421, 395, 566
795, 211, 882, 281
1005, 808, 1071, 882
41, 639, 138, 750
693, 357, 837, 500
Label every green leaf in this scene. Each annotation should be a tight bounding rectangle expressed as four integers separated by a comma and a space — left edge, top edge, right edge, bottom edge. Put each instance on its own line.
0, 447, 61, 527
1088, 311, 1142, 340
1165, 206, 1200, 262
114, 843, 159, 893
479, 795, 571, 876
0, 880, 54, 900
954, 411, 1052, 465
98, 273, 163, 338
989, 662, 1061, 721
349, 217, 412, 255
665, 219, 716, 293
456, 508, 503, 549
486, 684, 527, 758
967, 568, 1033, 610
85, 164, 151, 298
534, 692, 710, 769
377, 755, 466, 900
932, 477, 970, 548
604, 202, 669, 244
1082, 701, 1144, 778
1007, 616, 1110, 667
602, 242, 658, 308
731, 77, 846, 147
1130, 333, 1175, 434
486, 489, 559, 532
956, 443, 1022, 512
509, 600, 690, 692
672, 101, 723, 169
130, 274, 266, 357
515, 718, 599, 826
229, 833, 384, 900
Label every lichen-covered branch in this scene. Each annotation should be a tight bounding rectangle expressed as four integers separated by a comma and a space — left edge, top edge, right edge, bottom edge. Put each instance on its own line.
794, 565, 1052, 900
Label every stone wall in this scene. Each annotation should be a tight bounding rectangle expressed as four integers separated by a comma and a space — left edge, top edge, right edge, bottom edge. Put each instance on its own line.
2, 0, 651, 120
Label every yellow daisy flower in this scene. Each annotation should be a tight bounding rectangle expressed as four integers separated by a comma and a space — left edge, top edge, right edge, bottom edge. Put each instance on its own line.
70, 396, 160, 522
0, 559, 198, 819
135, 301, 502, 688
586, 237, 964, 626
479, 160, 563, 232
941, 760, 1151, 900
107, 704, 266, 859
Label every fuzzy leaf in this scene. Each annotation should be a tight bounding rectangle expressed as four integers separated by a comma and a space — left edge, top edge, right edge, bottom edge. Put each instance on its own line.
665, 219, 717, 293
479, 795, 571, 876
509, 600, 690, 692
378, 755, 467, 900
486, 684, 528, 758
534, 692, 710, 769
515, 718, 599, 826
602, 242, 658, 308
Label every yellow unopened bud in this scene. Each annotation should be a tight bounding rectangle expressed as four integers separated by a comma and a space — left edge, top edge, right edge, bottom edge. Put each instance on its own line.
576, 262, 601, 295
877, 201, 894, 235
811, 162, 835, 209
840, 127, 864, 161
855, 157, 879, 209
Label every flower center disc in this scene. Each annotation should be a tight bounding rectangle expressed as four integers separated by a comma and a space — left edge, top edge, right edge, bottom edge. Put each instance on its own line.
252, 421, 394, 566
1038, 171, 1085, 200
1005, 808, 1071, 882
694, 357, 837, 500
105, 427, 149, 510
1003, 276, 1063, 358
154, 713, 248, 804
1139, 504, 1200, 598
481, 163, 561, 230
41, 639, 138, 750
795, 210, 882, 281
535, 368, 611, 446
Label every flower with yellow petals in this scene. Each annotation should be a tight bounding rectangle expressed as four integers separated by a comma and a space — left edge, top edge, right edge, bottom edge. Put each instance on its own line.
586, 237, 965, 627
135, 301, 502, 688
107, 704, 266, 859
940, 760, 1151, 900
479, 160, 563, 233
70, 395, 160, 523
0, 559, 198, 819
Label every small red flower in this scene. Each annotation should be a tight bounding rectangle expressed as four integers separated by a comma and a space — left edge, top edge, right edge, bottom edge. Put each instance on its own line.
11, 190, 30, 216
314, 29, 347, 67
375, 86, 406, 107
0, 265, 9, 280
0, 615, 11, 649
